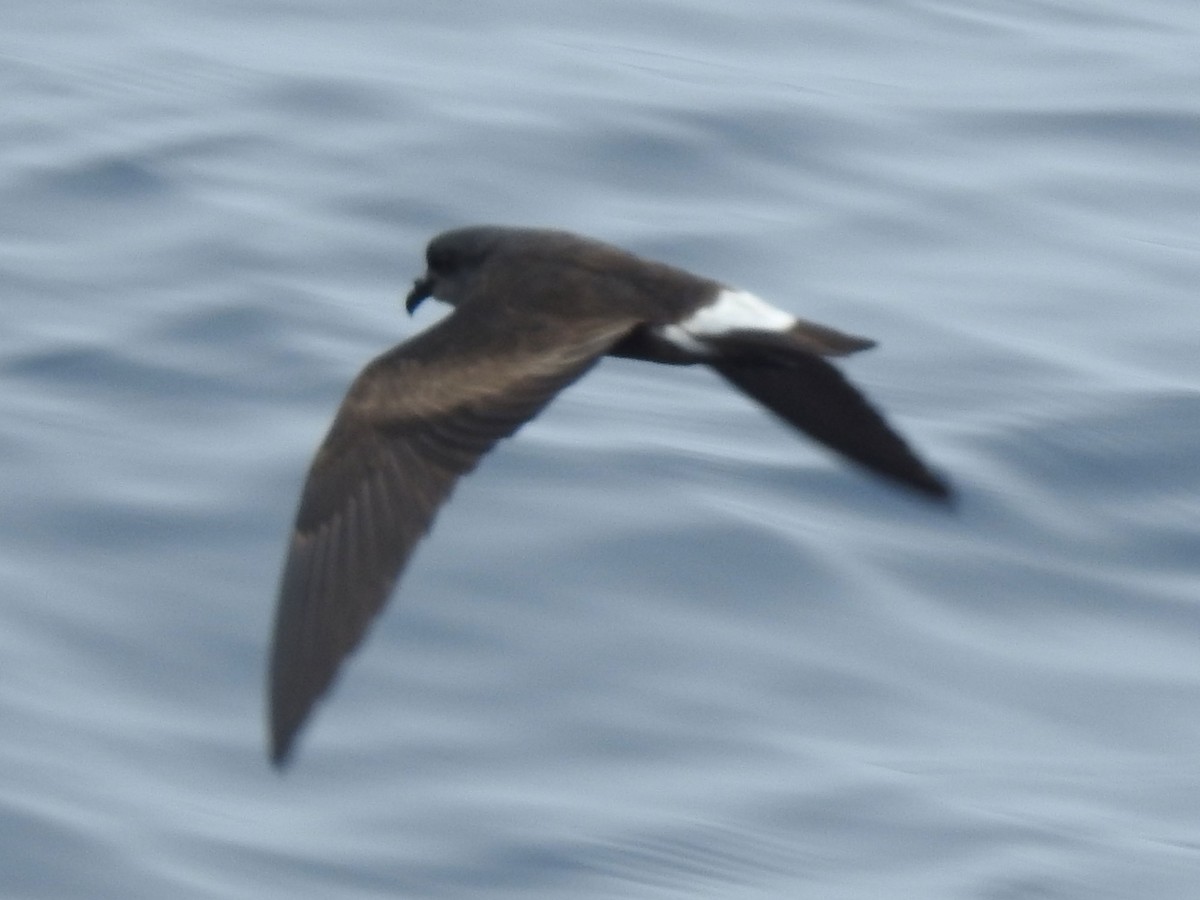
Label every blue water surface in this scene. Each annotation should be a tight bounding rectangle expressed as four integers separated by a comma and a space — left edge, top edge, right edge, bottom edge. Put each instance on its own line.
3, 1, 1200, 897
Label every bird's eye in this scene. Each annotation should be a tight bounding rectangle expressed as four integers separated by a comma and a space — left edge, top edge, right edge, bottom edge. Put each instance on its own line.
428, 247, 455, 273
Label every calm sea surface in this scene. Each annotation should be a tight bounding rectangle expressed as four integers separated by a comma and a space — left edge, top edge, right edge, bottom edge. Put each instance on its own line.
3, 1, 1199, 897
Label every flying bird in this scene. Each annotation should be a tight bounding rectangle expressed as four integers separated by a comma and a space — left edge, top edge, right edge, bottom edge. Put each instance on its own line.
268, 225, 951, 765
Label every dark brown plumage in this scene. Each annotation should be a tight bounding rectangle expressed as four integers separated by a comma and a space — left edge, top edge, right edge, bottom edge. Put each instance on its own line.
269, 226, 951, 766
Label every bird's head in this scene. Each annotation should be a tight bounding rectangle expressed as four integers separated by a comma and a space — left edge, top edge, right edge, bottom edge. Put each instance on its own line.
405, 226, 506, 314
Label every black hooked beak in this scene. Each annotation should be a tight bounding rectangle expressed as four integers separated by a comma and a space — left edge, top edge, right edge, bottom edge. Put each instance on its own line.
405, 274, 434, 314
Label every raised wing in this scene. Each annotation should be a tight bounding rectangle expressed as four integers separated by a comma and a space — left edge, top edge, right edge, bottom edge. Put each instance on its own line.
707, 331, 951, 500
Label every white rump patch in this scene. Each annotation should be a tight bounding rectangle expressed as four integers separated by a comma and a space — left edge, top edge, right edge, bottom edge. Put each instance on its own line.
659, 288, 795, 352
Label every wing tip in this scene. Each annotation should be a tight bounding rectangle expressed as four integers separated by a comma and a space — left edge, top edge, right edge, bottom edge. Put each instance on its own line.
269, 732, 294, 769
267, 690, 302, 768
906, 469, 956, 506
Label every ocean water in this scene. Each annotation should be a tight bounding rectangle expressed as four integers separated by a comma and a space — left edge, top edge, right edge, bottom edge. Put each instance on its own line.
3, 1, 1200, 897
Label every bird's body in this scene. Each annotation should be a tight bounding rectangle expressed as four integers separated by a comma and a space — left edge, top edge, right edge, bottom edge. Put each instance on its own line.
269, 226, 951, 765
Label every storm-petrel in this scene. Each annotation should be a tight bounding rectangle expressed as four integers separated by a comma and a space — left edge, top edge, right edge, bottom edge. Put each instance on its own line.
268, 225, 951, 765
